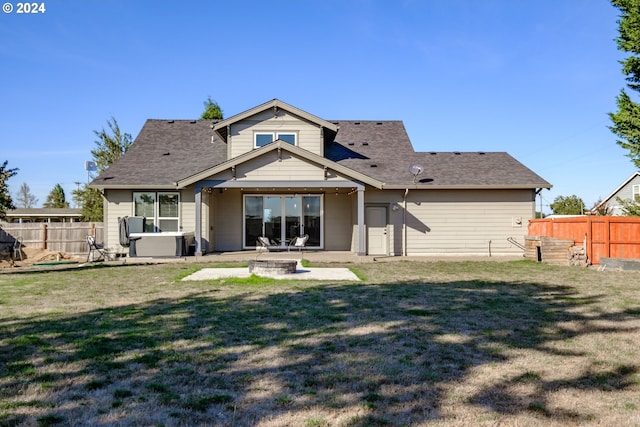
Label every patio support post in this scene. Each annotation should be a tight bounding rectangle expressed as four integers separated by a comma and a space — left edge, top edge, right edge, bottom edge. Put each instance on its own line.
194, 184, 203, 256
357, 187, 365, 255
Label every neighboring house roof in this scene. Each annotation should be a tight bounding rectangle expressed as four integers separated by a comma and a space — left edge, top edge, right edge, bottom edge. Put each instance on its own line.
591, 171, 640, 214
5, 208, 82, 220
593, 171, 640, 204
90, 103, 551, 191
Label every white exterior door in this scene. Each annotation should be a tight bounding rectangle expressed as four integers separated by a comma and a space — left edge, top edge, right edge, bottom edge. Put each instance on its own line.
366, 206, 387, 255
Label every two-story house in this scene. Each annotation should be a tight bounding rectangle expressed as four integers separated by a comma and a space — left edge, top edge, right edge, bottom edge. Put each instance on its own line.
90, 99, 551, 257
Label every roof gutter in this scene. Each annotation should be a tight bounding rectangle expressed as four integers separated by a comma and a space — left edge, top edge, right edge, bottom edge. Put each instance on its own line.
383, 183, 552, 190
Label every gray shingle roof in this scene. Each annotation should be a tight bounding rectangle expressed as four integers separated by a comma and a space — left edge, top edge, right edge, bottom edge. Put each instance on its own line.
328, 121, 551, 188
91, 119, 227, 187
91, 118, 551, 190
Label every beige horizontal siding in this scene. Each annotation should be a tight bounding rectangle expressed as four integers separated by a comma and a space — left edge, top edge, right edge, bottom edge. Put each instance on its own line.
358, 188, 534, 256
324, 194, 352, 250
104, 189, 133, 251
405, 190, 533, 255
230, 110, 322, 158
238, 152, 325, 181
212, 189, 243, 251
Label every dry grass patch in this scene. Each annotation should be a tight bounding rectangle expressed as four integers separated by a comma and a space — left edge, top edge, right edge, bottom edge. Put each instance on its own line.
0, 260, 639, 426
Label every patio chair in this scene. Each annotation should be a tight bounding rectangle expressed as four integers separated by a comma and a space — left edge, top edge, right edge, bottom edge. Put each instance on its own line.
257, 236, 279, 252
86, 235, 105, 262
13, 237, 23, 261
288, 234, 309, 252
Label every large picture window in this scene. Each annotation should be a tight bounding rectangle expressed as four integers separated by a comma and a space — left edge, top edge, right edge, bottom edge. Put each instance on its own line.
133, 191, 180, 232
244, 194, 321, 248
254, 132, 297, 147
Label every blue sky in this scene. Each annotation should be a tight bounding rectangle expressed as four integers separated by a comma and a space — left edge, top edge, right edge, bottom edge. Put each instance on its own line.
1, 0, 636, 213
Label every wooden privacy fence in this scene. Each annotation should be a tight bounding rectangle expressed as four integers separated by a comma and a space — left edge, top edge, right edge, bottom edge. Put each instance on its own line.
528, 216, 640, 265
0, 222, 103, 255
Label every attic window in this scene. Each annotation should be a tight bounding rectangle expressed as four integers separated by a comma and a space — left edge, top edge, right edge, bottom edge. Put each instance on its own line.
254, 132, 297, 147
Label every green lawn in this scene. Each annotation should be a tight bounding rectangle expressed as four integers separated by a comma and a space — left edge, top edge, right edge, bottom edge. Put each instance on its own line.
0, 260, 639, 426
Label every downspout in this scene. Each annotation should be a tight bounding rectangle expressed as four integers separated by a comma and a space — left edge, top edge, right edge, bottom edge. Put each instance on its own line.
535, 188, 543, 218
403, 188, 409, 256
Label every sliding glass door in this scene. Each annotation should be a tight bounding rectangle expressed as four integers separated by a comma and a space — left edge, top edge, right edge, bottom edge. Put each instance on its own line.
244, 195, 322, 248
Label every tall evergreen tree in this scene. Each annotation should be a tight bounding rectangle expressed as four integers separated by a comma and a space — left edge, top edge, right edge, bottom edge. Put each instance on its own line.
43, 184, 70, 208
200, 97, 224, 120
609, 0, 640, 167
15, 182, 38, 208
0, 160, 18, 219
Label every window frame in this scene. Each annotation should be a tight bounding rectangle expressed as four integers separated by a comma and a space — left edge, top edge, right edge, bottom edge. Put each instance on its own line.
242, 193, 323, 249
633, 184, 640, 202
132, 191, 180, 232
254, 131, 298, 148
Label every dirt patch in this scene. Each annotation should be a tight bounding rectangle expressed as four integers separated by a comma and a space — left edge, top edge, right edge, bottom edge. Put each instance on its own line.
0, 246, 84, 268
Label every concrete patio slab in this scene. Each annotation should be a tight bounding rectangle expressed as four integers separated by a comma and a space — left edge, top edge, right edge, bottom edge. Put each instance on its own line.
182, 262, 360, 281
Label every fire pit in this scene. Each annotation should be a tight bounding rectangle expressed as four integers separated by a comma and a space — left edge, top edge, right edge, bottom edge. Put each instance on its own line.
248, 259, 297, 275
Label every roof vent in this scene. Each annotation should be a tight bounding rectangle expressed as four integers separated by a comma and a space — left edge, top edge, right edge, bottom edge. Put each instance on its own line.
354, 122, 361, 125
190, 120, 196, 124
347, 142, 355, 146
376, 122, 383, 125
478, 152, 486, 155
362, 142, 369, 146
163, 152, 170, 156
429, 152, 437, 155
370, 163, 378, 167
454, 152, 461, 155
167, 120, 174, 124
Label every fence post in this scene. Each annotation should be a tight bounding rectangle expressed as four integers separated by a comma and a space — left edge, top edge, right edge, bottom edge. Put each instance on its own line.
605, 217, 611, 259
586, 215, 592, 262
42, 223, 47, 250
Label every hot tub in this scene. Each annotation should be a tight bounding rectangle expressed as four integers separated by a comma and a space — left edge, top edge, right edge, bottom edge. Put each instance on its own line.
128, 232, 195, 257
